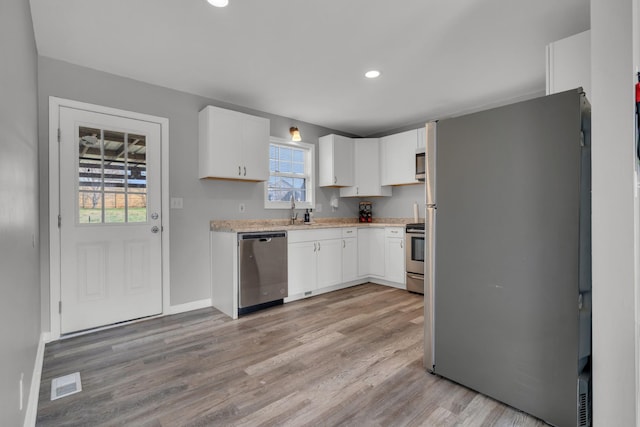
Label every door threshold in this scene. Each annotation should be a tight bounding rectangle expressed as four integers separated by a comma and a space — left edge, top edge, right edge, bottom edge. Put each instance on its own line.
59, 313, 162, 340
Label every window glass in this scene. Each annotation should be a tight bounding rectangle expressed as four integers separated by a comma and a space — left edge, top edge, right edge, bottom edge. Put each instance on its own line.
265, 138, 314, 209
77, 127, 147, 224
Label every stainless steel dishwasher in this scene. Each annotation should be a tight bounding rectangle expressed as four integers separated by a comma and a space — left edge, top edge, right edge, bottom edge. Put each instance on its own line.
238, 231, 288, 315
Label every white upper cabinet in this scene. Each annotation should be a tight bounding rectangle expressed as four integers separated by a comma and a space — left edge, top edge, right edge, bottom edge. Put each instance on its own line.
380, 129, 420, 186
340, 138, 392, 197
198, 106, 270, 181
546, 30, 591, 97
319, 134, 354, 187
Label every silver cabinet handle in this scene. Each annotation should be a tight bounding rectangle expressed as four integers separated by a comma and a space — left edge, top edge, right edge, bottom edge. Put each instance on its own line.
313, 242, 317, 252
317, 241, 321, 251
334, 176, 337, 184
244, 166, 247, 176
343, 240, 346, 248
401, 240, 403, 248
151, 226, 159, 233
238, 166, 242, 176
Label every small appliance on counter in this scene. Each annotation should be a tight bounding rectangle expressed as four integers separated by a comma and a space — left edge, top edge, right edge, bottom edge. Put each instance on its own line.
359, 201, 372, 223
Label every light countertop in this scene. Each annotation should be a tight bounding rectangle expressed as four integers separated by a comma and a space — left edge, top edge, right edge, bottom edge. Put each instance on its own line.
210, 217, 415, 232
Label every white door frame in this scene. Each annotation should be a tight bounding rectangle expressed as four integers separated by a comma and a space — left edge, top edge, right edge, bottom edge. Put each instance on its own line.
48, 97, 170, 341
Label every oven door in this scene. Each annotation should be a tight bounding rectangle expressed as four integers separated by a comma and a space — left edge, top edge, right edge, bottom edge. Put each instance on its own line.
405, 231, 425, 275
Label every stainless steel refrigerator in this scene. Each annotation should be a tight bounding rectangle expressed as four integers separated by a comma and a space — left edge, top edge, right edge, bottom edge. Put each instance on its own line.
424, 88, 592, 427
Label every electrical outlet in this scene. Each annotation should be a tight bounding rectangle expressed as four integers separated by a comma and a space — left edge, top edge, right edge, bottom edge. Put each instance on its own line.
239, 203, 245, 213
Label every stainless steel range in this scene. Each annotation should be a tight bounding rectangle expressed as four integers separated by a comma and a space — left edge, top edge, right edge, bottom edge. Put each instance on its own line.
405, 222, 425, 294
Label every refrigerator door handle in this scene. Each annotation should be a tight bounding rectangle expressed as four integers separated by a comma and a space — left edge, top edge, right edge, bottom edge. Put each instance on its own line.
424, 206, 436, 373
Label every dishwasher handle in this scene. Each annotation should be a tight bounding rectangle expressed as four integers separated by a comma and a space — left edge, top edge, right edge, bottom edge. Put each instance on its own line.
238, 231, 287, 241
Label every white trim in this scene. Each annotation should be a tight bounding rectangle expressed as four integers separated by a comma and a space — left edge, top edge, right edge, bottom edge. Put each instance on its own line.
48, 97, 170, 340
167, 298, 213, 315
264, 136, 315, 210
23, 332, 47, 427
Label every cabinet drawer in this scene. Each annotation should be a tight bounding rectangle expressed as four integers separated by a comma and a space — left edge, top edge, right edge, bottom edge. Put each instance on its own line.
288, 228, 342, 243
342, 227, 357, 238
385, 227, 404, 238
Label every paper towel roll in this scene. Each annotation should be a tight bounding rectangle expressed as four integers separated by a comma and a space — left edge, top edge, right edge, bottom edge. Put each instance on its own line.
413, 201, 419, 223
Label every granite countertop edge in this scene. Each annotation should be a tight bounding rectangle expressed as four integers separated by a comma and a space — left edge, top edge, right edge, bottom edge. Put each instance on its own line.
210, 217, 418, 232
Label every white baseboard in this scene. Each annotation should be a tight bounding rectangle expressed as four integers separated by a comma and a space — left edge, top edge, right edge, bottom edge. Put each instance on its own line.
167, 298, 212, 315
24, 332, 47, 427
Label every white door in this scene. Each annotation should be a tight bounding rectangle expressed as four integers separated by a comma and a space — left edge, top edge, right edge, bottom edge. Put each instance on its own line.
58, 106, 163, 334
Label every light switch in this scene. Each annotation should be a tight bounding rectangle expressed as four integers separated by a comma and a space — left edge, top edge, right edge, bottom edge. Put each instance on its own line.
170, 197, 183, 209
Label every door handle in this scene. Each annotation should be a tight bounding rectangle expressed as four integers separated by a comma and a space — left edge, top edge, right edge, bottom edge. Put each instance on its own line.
238, 166, 242, 176
317, 241, 321, 251
151, 212, 159, 220
151, 226, 159, 234
244, 166, 247, 176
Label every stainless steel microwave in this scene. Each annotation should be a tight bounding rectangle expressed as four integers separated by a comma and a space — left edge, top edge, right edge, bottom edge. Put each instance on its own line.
416, 147, 426, 181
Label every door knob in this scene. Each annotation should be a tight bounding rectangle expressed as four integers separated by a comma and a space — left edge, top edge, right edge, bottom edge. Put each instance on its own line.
151, 226, 159, 233
151, 212, 159, 220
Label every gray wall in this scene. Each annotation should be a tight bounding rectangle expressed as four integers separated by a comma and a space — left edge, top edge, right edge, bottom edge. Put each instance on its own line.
37, 57, 425, 330
0, 0, 41, 424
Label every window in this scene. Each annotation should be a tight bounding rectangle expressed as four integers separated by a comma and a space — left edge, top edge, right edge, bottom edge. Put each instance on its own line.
264, 137, 315, 209
77, 126, 148, 224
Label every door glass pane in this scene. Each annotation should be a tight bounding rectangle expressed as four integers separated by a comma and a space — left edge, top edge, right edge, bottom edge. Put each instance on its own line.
78, 128, 147, 224
126, 133, 147, 222
103, 130, 127, 223
78, 127, 103, 224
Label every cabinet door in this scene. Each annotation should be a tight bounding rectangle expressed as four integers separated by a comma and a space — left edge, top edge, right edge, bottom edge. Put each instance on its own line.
199, 106, 243, 179
319, 134, 354, 187
357, 228, 370, 277
380, 129, 419, 186
385, 237, 406, 284
288, 241, 318, 295
241, 115, 269, 181
342, 237, 358, 282
369, 228, 386, 278
316, 238, 343, 288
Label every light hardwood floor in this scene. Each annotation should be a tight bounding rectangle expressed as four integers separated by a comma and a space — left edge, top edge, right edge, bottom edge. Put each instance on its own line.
36, 283, 548, 426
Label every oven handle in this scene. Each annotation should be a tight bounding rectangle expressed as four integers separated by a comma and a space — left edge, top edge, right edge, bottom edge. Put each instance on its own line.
407, 273, 424, 281
406, 230, 425, 235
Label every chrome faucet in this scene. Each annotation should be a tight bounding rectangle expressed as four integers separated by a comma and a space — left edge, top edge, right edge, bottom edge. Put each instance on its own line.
290, 193, 298, 224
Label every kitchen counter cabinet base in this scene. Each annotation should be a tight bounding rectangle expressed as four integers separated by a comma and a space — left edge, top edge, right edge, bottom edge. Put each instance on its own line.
210, 231, 238, 319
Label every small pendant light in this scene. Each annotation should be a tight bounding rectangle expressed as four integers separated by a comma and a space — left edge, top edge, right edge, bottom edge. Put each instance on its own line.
290, 127, 302, 142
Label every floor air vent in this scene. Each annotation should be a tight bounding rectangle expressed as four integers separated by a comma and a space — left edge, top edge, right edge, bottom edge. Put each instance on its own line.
51, 372, 82, 401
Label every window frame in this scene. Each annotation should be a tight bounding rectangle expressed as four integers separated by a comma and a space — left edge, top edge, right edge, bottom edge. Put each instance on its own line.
264, 136, 315, 210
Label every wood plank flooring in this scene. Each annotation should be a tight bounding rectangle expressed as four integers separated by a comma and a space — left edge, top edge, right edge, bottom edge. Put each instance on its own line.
36, 284, 548, 426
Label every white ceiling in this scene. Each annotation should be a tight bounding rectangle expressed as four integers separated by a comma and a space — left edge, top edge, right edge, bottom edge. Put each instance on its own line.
29, 0, 590, 137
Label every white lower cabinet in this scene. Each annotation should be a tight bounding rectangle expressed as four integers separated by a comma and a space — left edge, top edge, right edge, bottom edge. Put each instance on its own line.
385, 227, 406, 285
287, 226, 405, 301
287, 229, 342, 297
358, 227, 385, 278
288, 240, 318, 295
317, 238, 343, 288
342, 228, 358, 282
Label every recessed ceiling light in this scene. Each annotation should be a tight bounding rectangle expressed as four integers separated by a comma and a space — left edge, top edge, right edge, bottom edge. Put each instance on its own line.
365, 70, 381, 79
207, 0, 229, 7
